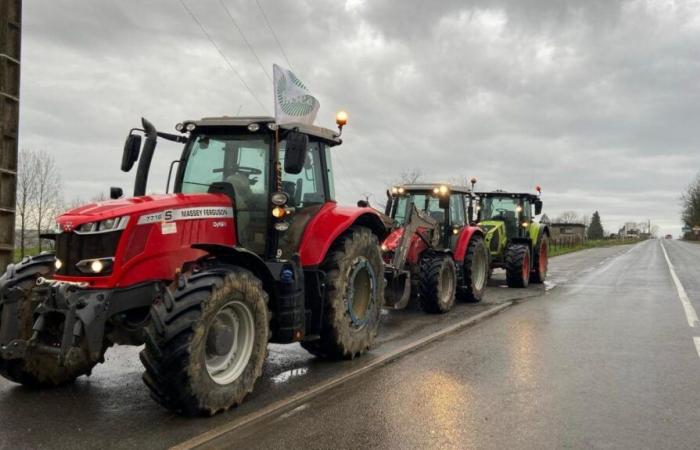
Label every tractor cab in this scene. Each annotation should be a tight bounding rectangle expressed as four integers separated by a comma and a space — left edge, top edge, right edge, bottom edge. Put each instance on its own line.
477, 190, 543, 242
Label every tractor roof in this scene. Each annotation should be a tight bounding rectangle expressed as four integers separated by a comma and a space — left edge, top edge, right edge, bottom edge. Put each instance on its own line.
185, 116, 342, 146
395, 183, 472, 194
476, 190, 540, 201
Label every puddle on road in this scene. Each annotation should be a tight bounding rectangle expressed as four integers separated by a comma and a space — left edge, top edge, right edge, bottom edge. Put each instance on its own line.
544, 281, 557, 291
271, 367, 309, 384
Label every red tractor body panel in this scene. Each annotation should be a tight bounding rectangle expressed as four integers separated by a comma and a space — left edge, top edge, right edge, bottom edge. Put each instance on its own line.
298, 202, 385, 267
382, 227, 429, 265
452, 226, 484, 262
54, 193, 235, 289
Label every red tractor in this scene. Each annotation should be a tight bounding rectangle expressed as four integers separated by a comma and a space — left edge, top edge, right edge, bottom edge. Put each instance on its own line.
0, 114, 388, 416
381, 184, 489, 313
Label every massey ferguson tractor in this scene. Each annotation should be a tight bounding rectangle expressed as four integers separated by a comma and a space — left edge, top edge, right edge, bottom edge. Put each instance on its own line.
0, 113, 389, 416
381, 184, 489, 313
476, 187, 549, 288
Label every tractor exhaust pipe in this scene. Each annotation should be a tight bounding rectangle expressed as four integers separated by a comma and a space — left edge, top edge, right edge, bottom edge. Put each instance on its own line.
133, 118, 158, 197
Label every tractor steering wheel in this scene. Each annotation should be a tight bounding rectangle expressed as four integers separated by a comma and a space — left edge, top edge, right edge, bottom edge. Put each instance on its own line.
234, 166, 262, 176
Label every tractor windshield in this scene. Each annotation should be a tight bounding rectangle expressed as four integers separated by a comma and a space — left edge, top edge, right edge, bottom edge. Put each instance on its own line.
480, 197, 520, 221
392, 193, 444, 225
181, 134, 270, 196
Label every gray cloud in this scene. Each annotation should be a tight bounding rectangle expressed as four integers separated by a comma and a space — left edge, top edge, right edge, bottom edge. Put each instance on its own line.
18, 0, 700, 236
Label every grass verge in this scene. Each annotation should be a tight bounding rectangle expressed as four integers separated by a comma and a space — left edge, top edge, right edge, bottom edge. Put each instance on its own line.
550, 239, 639, 257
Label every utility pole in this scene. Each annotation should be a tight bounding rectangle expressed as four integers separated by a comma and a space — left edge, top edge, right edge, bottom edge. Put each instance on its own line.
0, 0, 21, 271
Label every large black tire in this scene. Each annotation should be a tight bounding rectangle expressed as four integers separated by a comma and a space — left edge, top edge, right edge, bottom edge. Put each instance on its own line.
458, 235, 489, 302
301, 226, 384, 359
140, 266, 269, 416
505, 244, 531, 288
531, 236, 549, 284
418, 253, 457, 314
0, 254, 97, 386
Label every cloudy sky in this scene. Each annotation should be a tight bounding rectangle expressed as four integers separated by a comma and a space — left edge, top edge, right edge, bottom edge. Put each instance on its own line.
19, 0, 700, 236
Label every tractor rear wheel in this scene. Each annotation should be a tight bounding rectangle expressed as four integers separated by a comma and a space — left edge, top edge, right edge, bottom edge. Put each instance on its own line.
301, 226, 383, 359
418, 253, 457, 314
0, 254, 96, 387
505, 244, 531, 288
140, 266, 269, 416
458, 235, 488, 302
531, 236, 549, 284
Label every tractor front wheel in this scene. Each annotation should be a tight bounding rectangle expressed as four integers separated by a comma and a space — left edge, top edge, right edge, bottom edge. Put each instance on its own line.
531, 237, 549, 284
418, 253, 457, 314
458, 236, 489, 302
301, 226, 384, 359
140, 266, 269, 416
0, 254, 97, 387
505, 244, 531, 288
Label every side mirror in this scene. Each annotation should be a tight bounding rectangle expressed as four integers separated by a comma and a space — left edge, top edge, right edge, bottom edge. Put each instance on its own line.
122, 134, 142, 172
284, 131, 309, 175
534, 200, 543, 215
357, 200, 369, 208
110, 187, 123, 199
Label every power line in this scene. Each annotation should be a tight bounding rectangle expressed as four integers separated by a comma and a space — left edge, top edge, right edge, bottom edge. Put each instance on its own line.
219, 0, 272, 83
255, 0, 294, 71
178, 0, 268, 113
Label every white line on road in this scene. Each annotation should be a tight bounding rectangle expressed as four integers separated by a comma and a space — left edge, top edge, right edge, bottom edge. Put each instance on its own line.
660, 241, 699, 328
694, 337, 700, 359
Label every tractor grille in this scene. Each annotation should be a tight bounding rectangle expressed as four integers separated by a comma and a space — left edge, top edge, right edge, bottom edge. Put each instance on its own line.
55, 231, 123, 276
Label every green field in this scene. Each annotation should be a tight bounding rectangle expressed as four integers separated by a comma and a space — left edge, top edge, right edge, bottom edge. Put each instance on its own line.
550, 239, 639, 257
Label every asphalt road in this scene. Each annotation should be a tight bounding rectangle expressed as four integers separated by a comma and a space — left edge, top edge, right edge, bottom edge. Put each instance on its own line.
4, 241, 696, 449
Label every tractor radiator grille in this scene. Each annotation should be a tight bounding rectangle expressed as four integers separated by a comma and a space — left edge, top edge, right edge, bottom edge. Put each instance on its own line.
55, 231, 123, 276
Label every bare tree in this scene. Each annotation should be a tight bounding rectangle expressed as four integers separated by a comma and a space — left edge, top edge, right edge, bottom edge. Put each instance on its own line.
15, 150, 38, 258
31, 151, 63, 252
396, 168, 422, 185
556, 211, 581, 223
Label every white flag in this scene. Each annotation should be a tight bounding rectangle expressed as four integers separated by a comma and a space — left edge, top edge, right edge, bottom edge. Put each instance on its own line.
273, 64, 320, 125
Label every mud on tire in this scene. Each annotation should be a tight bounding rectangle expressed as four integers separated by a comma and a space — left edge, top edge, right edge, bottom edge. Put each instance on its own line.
505, 244, 531, 288
458, 235, 488, 303
301, 226, 384, 359
140, 266, 269, 416
418, 253, 457, 314
0, 254, 97, 387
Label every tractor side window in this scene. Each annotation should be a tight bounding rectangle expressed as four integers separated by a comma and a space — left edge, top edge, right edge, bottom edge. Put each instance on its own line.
181, 138, 226, 193
280, 142, 326, 208
450, 194, 465, 226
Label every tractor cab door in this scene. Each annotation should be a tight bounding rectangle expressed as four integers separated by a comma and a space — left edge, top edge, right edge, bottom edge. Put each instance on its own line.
277, 140, 330, 260
448, 194, 466, 250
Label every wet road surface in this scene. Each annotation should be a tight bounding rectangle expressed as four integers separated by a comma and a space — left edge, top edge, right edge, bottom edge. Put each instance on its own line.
0, 243, 660, 449
209, 240, 700, 449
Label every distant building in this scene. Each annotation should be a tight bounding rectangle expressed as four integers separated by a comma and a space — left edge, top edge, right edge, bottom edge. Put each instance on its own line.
550, 223, 586, 246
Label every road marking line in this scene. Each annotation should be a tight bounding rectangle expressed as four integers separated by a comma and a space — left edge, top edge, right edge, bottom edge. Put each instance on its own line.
660, 242, 699, 328
694, 337, 700, 359
171, 302, 513, 450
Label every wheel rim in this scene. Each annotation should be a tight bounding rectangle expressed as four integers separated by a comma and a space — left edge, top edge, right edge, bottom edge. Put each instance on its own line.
439, 260, 456, 306
471, 245, 487, 291
522, 252, 530, 282
346, 257, 377, 329
205, 301, 255, 385
539, 241, 548, 275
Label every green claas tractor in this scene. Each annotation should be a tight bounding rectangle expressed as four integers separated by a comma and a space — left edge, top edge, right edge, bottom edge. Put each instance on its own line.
476, 187, 549, 288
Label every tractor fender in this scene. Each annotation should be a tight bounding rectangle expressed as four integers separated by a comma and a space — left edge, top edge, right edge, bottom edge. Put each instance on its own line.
298, 203, 388, 267
191, 243, 277, 301
453, 226, 485, 262
528, 222, 549, 244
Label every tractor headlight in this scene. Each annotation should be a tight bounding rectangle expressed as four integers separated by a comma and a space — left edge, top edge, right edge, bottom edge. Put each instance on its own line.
516, 205, 523, 213
175, 123, 185, 132
522, 222, 529, 228
272, 206, 287, 218
75, 216, 129, 234
54, 259, 63, 270
76, 257, 114, 275
247, 123, 260, 132
185, 123, 196, 132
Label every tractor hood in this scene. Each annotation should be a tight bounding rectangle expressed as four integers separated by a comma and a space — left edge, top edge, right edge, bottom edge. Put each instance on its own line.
56, 193, 233, 231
